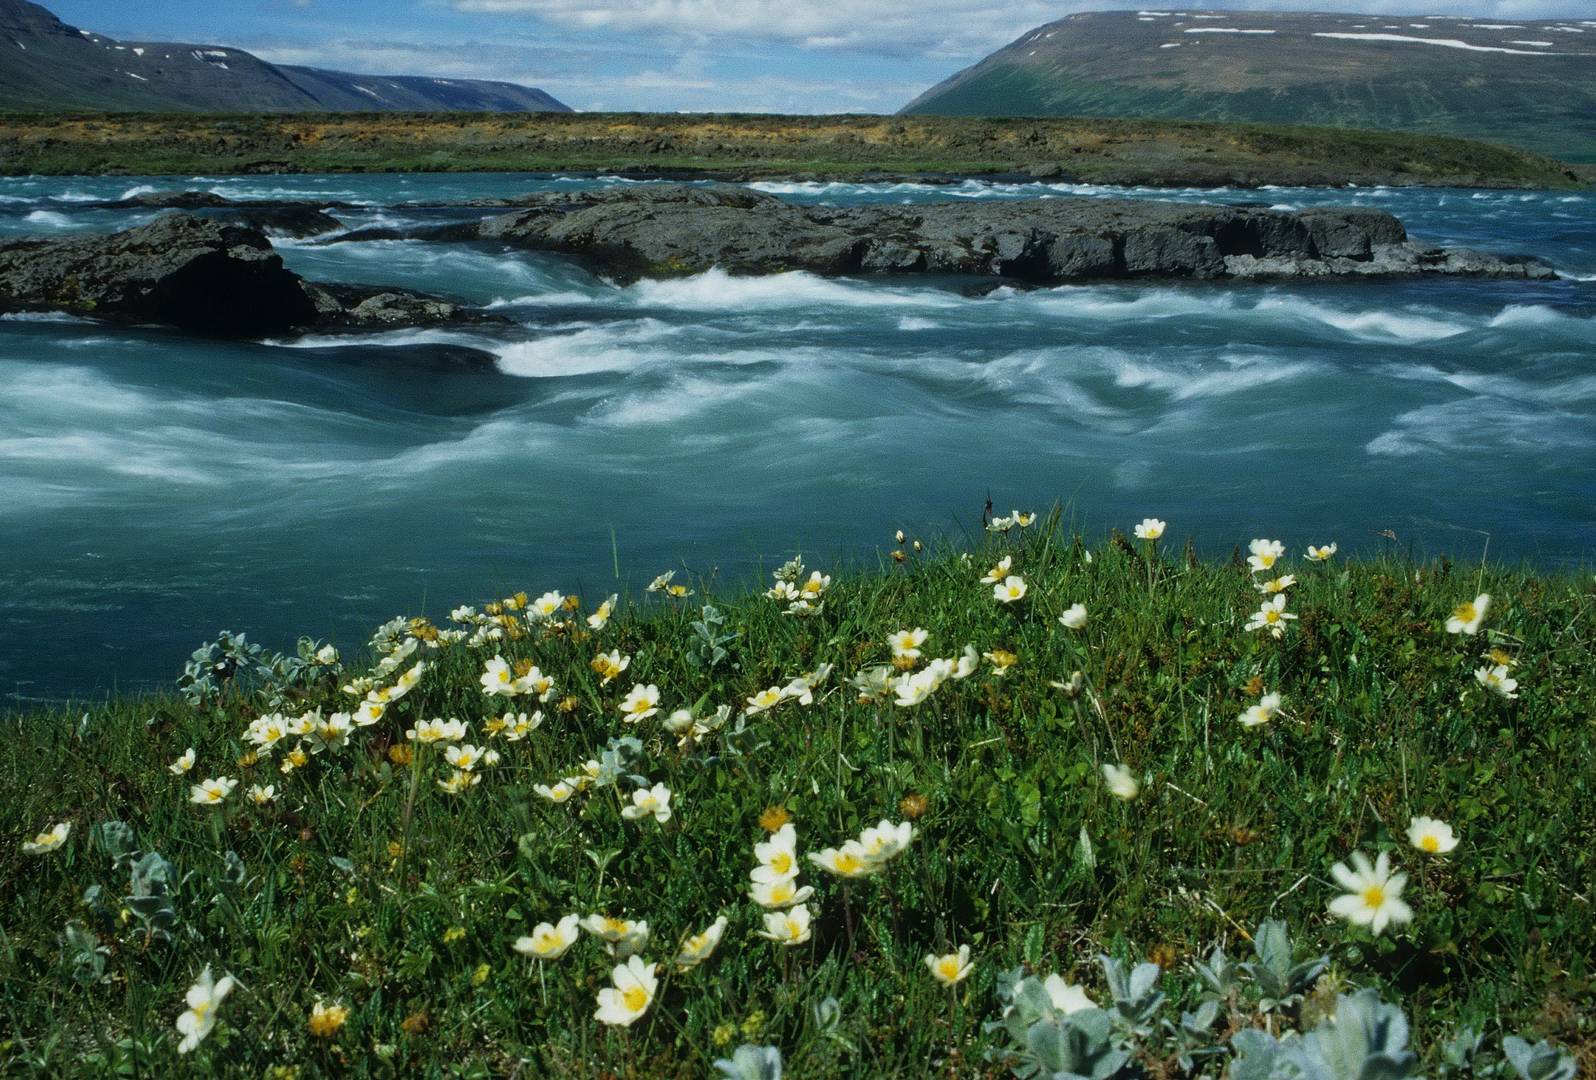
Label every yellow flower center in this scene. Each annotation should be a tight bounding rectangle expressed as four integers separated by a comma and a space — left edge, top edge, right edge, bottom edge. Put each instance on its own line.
1264, 611, 1279, 624
836, 853, 863, 874
192, 1002, 211, 1022
937, 957, 961, 981
771, 881, 794, 902
1420, 835, 1439, 852
1455, 602, 1476, 622
622, 986, 649, 1012
1362, 885, 1386, 909
783, 918, 802, 939
603, 919, 627, 936
770, 852, 793, 874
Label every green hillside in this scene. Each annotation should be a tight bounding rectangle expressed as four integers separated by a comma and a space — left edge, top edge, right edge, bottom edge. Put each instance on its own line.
903, 10, 1596, 164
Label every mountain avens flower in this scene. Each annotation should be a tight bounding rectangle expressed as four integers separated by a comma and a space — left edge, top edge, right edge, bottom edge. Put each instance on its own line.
175, 966, 234, 1054
1328, 850, 1412, 935
925, 945, 973, 986
1406, 816, 1459, 855
22, 821, 70, 855
594, 956, 658, 1027
1446, 593, 1491, 635
514, 914, 581, 960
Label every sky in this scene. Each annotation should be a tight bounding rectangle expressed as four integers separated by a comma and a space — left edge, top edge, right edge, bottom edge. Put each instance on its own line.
44, 0, 1596, 113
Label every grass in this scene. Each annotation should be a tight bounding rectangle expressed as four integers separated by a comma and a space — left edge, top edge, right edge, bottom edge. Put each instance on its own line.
1, 521, 1592, 1076
0, 111, 1585, 190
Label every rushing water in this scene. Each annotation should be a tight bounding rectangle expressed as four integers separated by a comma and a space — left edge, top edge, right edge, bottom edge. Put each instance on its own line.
2, 173, 1593, 702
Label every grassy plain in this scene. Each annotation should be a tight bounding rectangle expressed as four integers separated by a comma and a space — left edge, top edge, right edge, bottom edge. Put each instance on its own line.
0, 112, 1585, 190
1, 524, 1591, 1075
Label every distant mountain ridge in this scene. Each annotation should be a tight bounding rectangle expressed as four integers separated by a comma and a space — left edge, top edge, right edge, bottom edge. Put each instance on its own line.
0, 0, 570, 113
901, 9, 1596, 162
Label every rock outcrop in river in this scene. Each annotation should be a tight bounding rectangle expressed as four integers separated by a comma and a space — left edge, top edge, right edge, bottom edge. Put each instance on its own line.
0, 189, 1560, 337
453, 184, 1557, 284
0, 214, 477, 335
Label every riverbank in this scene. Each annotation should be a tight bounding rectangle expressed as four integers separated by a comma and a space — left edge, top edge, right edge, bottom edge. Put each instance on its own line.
2, 529, 1591, 1074
0, 112, 1585, 190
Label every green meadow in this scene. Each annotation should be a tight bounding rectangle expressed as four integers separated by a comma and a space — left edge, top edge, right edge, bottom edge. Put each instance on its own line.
2, 521, 1591, 1076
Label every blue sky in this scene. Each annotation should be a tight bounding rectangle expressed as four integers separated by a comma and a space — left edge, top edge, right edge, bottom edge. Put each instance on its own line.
46, 0, 1596, 113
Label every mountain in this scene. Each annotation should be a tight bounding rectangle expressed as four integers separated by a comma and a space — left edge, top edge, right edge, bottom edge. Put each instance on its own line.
901, 10, 1596, 162
0, 0, 570, 113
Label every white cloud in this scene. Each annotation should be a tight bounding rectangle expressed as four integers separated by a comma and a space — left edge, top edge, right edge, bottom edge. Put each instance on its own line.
450, 0, 1596, 57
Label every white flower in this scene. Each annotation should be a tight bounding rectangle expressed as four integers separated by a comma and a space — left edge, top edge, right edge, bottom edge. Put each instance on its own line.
189, 777, 237, 806
581, 915, 650, 958
500, 711, 543, 741
855, 820, 915, 863
757, 904, 812, 946
175, 966, 235, 1054
621, 783, 673, 824
1101, 763, 1139, 800
893, 668, 939, 707
530, 590, 564, 620
1475, 664, 1518, 700
1247, 538, 1286, 574
1254, 575, 1296, 595
783, 664, 833, 706
514, 914, 581, 960
1043, 975, 1095, 1014
809, 843, 878, 878
752, 823, 800, 884
407, 718, 467, 744
587, 593, 619, 630
1406, 816, 1459, 855
444, 744, 487, 772
1446, 593, 1491, 635
952, 644, 980, 680
619, 684, 661, 723
22, 821, 70, 855
888, 627, 929, 660
1058, 603, 1088, 630
979, 556, 1013, 585
850, 665, 897, 702
480, 655, 518, 697
169, 748, 196, 775
534, 780, 577, 803
748, 877, 814, 908
993, 575, 1027, 603
745, 685, 785, 716
1328, 850, 1413, 936
987, 514, 1015, 533
1013, 511, 1036, 528
594, 955, 658, 1026
925, 945, 973, 986
1305, 543, 1337, 562
675, 915, 728, 970
245, 715, 291, 750
646, 571, 676, 593
1238, 692, 1282, 728
315, 644, 339, 665
1245, 594, 1298, 638
247, 784, 276, 805
1134, 518, 1166, 540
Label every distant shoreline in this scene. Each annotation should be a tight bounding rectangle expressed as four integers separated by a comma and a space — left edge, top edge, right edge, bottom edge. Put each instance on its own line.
0, 112, 1585, 191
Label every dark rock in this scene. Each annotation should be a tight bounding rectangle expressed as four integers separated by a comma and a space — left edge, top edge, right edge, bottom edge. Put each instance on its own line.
458, 183, 1553, 284
0, 214, 486, 336
0, 213, 318, 336
228, 205, 345, 239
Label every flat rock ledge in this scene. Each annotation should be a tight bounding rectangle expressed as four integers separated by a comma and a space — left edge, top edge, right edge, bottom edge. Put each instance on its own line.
452, 183, 1556, 284
0, 214, 484, 336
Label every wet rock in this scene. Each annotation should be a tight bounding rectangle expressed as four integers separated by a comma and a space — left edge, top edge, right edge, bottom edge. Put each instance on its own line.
462, 183, 1554, 284
0, 214, 485, 336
